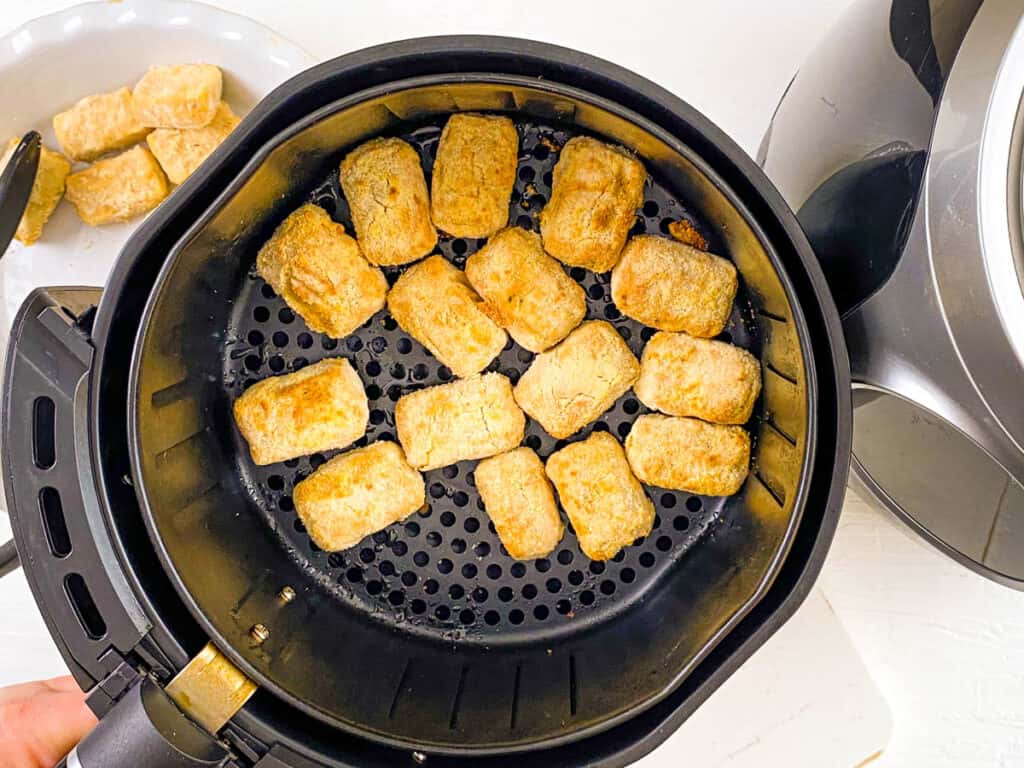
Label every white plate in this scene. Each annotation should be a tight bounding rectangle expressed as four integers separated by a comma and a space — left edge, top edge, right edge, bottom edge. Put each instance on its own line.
0, 0, 315, 348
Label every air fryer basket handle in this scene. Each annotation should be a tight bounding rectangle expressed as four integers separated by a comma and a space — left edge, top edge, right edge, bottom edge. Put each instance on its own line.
56, 678, 227, 768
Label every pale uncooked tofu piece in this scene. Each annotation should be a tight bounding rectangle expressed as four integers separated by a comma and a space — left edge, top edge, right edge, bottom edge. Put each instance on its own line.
0, 139, 70, 245
146, 101, 240, 184
387, 254, 507, 378
635, 332, 762, 424
611, 235, 738, 337
339, 137, 436, 266
545, 431, 654, 561
539, 136, 646, 272
52, 87, 152, 161
256, 204, 386, 338
465, 227, 586, 352
431, 113, 518, 238
476, 447, 564, 560
64, 145, 169, 226
513, 321, 639, 439
132, 63, 223, 129
625, 414, 751, 496
293, 441, 425, 552
233, 358, 369, 466
395, 373, 525, 471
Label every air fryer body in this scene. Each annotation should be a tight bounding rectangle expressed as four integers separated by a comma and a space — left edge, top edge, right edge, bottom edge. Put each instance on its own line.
760, 0, 1024, 587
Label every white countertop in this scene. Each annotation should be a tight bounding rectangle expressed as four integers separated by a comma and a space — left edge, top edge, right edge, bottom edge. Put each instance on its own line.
2, 1, 1024, 766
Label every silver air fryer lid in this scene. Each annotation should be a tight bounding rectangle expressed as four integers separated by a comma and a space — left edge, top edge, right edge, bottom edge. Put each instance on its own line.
761, 0, 1024, 587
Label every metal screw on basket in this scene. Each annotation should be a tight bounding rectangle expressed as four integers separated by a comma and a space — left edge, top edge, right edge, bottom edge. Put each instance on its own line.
411, 751, 428, 765
249, 623, 270, 645
278, 586, 296, 604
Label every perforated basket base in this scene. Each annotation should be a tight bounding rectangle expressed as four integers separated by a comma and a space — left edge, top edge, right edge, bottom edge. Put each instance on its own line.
223, 118, 760, 644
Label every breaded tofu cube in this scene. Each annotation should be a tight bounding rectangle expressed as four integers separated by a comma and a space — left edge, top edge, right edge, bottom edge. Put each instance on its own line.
545, 431, 654, 561
465, 227, 586, 353
395, 373, 525, 471
132, 63, 223, 129
65, 145, 169, 226
625, 414, 750, 496
256, 204, 386, 338
52, 87, 152, 161
146, 101, 240, 184
513, 321, 639, 439
539, 136, 646, 272
476, 447, 564, 559
388, 255, 507, 378
0, 139, 70, 245
293, 441, 425, 552
431, 113, 518, 238
635, 332, 761, 424
611, 235, 738, 337
233, 358, 368, 466
339, 137, 436, 266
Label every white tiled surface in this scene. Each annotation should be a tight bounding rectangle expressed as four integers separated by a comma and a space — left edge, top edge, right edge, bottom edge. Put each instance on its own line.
2, 1, 1024, 766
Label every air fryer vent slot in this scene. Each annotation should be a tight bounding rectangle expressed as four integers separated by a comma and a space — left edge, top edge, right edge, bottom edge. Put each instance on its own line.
32, 396, 56, 469
64, 573, 107, 640
39, 487, 71, 558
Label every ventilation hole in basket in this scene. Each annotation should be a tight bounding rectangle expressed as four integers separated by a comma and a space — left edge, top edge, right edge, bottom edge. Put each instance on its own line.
382, 316, 398, 332
568, 570, 584, 586
462, 563, 478, 579
365, 360, 381, 377
535, 558, 551, 573
587, 284, 605, 301
346, 567, 362, 583
260, 283, 276, 299
388, 590, 404, 606
639, 552, 656, 568
267, 475, 284, 491
556, 599, 572, 615
617, 326, 632, 341
673, 515, 690, 532
366, 580, 383, 596
327, 553, 345, 569
451, 538, 467, 554
247, 330, 264, 345
322, 336, 338, 350
268, 356, 285, 373
516, 214, 533, 229
435, 605, 451, 621
642, 200, 660, 217
279, 496, 294, 512
359, 548, 375, 564
368, 336, 388, 354
452, 239, 468, 256
372, 531, 388, 545
296, 332, 313, 349
253, 306, 270, 322
390, 362, 406, 379
472, 586, 488, 603
533, 605, 550, 621
391, 539, 408, 557
366, 383, 382, 399
519, 166, 535, 182
396, 337, 413, 354
656, 536, 672, 552
600, 580, 617, 596
441, 465, 459, 480
620, 567, 637, 584
474, 541, 490, 557
611, 551, 625, 564
460, 609, 475, 625
509, 609, 525, 625
412, 363, 430, 380
718, 331, 733, 344
453, 492, 469, 508
640, 327, 656, 342
524, 434, 542, 451
272, 331, 288, 347
521, 584, 537, 600
589, 561, 605, 575
346, 337, 363, 353
369, 409, 386, 426
484, 610, 500, 625
244, 355, 261, 372
278, 308, 295, 324
438, 558, 454, 574
411, 599, 427, 615
413, 551, 429, 567
292, 518, 305, 534
487, 564, 502, 580
546, 578, 562, 594
402, 571, 417, 587
686, 496, 703, 513
449, 584, 465, 600
440, 511, 456, 528
429, 483, 446, 500
510, 563, 526, 578
659, 217, 674, 234
604, 304, 621, 321
557, 549, 574, 566
424, 579, 439, 595
404, 521, 420, 537
438, 365, 453, 381
579, 590, 595, 606
426, 532, 442, 548
498, 586, 514, 602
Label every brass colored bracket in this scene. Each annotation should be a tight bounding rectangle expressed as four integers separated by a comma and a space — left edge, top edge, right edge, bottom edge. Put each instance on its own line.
165, 642, 257, 734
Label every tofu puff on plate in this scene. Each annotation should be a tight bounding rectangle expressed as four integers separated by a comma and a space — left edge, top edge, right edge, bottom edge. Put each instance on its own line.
340, 137, 437, 266
430, 113, 519, 238
539, 136, 647, 273
233, 358, 368, 466
146, 101, 241, 185
132, 63, 224, 130
395, 373, 525, 472
546, 431, 655, 561
0, 139, 71, 245
53, 86, 152, 162
256, 204, 387, 338
387, 255, 507, 378
465, 227, 586, 353
64, 145, 169, 226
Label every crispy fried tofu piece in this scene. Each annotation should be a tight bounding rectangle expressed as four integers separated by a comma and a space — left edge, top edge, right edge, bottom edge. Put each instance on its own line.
132, 63, 223, 129
294, 441, 424, 552
539, 136, 646, 272
635, 332, 761, 424
0, 139, 70, 245
52, 87, 152, 161
476, 447, 564, 560
146, 101, 240, 184
625, 414, 750, 496
395, 373, 525, 471
465, 227, 586, 353
667, 218, 707, 251
431, 113, 518, 238
339, 137, 436, 266
513, 321, 639, 439
233, 358, 369, 466
546, 431, 653, 561
611, 235, 737, 337
256, 204, 386, 338
64, 145, 168, 226
388, 254, 507, 378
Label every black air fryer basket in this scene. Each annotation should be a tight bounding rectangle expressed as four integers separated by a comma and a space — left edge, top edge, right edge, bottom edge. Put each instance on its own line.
1, 38, 850, 768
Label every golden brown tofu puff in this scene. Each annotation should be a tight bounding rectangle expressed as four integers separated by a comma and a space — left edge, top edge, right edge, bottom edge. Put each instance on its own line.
64, 145, 168, 226
465, 227, 586, 353
146, 101, 240, 184
0, 139, 70, 245
256, 204, 386, 338
476, 448, 564, 560
233, 358, 369, 466
545, 431, 654, 561
132, 63, 223, 129
513, 321, 639, 440
339, 137, 437, 266
539, 136, 646, 272
53, 87, 152, 162
431, 113, 518, 238
635, 332, 762, 425
293, 441, 425, 552
388, 255, 507, 378
395, 373, 525, 471
611, 235, 738, 337
625, 414, 750, 496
